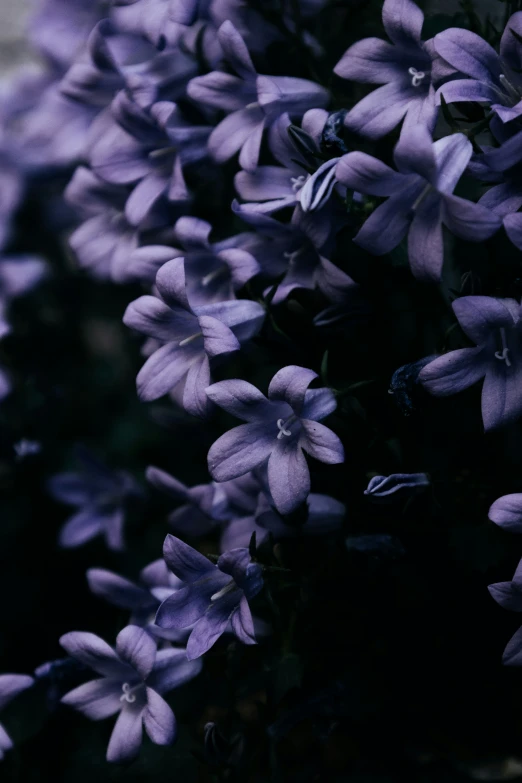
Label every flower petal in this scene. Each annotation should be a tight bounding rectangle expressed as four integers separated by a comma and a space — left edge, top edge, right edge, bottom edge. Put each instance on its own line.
489, 494, 522, 532
268, 440, 310, 514
208, 423, 275, 481
300, 420, 344, 464
336, 151, 406, 196
106, 701, 144, 763
116, 626, 157, 679
344, 82, 411, 139
146, 648, 203, 694
482, 359, 522, 431
268, 366, 317, 413
419, 347, 488, 395
382, 0, 424, 45
334, 37, 405, 83
143, 688, 176, 745
434, 28, 501, 82
442, 195, 502, 241
230, 596, 257, 645
205, 379, 273, 421
61, 679, 123, 720
87, 569, 152, 611
407, 192, 443, 281
58, 508, 104, 549
0, 675, 34, 711
163, 534, 215, 582
59, 631, 130, 678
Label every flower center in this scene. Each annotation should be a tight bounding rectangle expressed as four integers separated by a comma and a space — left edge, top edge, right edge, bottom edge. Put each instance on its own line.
494, 327, 512, 367
412, 183, 433, 211
408, 67, 426, 88
276, 414, 297, 439
291, 175, 307, 192
120, 682, 142, 704
202, 266, 228, 287
179, 332, 202, 347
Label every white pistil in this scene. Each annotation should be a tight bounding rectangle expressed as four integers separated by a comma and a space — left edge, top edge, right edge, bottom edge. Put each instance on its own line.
499, 74, 521, 103
120, 683, 139, 704
277, 418, 292, 439
495, 327, 512, 367
291, 175, 306, 192
202, 267, 227, 287
283, 246, 305, 264
408, 67, 426, 87
210, 581, 236, 601
179, 332, 202, 347
412, 183, 433, 211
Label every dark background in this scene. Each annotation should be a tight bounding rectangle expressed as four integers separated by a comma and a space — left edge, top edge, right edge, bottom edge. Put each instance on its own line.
2, 1, 522, 781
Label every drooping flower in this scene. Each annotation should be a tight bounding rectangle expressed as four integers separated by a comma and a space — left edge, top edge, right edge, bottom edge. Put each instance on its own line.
334, 0, 441, 139
60, 626, 202, 762
0, 674, 34, 761
419, 296, 522, 431
187, 21, 329, 171
123, 257, 265, 413
206, 365, 344, 514
336, 126, 502, 281
435, 12, 522, 127
126, 217, 259, 304
48, 448, 142, 551
155, 535, 263, 659
364, 472, 430, 501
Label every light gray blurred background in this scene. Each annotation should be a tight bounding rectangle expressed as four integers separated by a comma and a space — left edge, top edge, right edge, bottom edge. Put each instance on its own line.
0, 0, 31, 76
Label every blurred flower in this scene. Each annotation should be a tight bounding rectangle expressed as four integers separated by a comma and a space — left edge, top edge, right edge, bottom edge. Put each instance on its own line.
364, 472, 430, 501
0, 674, 34, 761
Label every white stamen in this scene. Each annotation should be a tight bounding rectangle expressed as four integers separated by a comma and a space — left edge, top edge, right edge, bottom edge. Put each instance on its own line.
277, 418, 292, 439
495, 327, 512, 366
412, 183, 433, 211
245, 101, 260, 110
120, 683, 137, 703
291, 175, 306, 192
408, 67, 426, 87
210, 581, 236, 601
499, 74, 521, 103
179, 332, 202, 347
202, 267, 226, 287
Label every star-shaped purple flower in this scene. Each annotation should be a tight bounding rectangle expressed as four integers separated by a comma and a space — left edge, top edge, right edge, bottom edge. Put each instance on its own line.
419, 296, 522, 431
435, 12, 522, 126
60, 626, 202, 762
126, 217, 259, 304
336, 126, 502, 281
206, 365, 344, 514
155, 535, 264, 659
334, 0, 442, 139
187, 20, 329, 171
123, 257, 265, 413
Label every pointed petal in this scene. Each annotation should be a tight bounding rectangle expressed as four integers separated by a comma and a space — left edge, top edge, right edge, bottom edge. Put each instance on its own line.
59, 632, 130, 678
58, 508, 104, 548
208, 423, 275, 481
116, 626, 157, 679
106, 702, 144, 763
482, 359, 522, 431
268, 440, 310, 514
230, 596, 257, 645
205, 379, 273, 421
336, 151, 406, 196
334, 37, 405, 83
300, 420, 344, 464
163, 534, 215, 582
407, 192, 443, 281
489, 494, 522, 532
123, 295, 195, 342
87, 569, 152, 610
418, 347, 488, 395
61, 679, 123, 720
199, 315, 239, 357
434, 28, 501, 82
143, 689, 176, 745
146, 648, 202, 694
382, 0, 424, 45
268, 366, 318, 413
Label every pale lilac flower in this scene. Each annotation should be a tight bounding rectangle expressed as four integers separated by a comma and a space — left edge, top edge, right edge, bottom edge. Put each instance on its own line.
334, 0, 441, 139
419, 297, 522, 431
206, 366, 344, 514
0, 675, 34, 761
336, 126, 501, 281
60, 626, 202, 762
187, 21, 329, 171
435, 12, 522, 125
156, 535, 263, 659
123, 257, 265, 412
48, 449, 142, 551
489, 558, 522, 612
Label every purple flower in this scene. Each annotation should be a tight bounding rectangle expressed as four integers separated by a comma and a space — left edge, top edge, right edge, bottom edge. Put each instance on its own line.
334, 0, 441, 139
419, 296, 522, 431
364, 472, 430, 501
336, 126, 502, 281
206, 365, 344, 514
0, 675, 34, 760
470, 131, 522, 250
126, 217, 259, 304
87, 560, 186, 642
223, 490, 346, 550
60, 626, 202, 762
123, 257, 265, 412
65, 167, 140, 281
489, 492, 522, 533
0, 152, 23, 251
48, 449, 142, 551
234, 203, 357, 304
187, 21, 329, 171
146, 465, 229, 535
435, 13, 522, 125
155, 535, 264, 659
234, 110, 337, 216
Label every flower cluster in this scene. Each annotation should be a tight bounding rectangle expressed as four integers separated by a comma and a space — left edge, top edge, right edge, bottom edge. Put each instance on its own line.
5, 0, 522, 775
